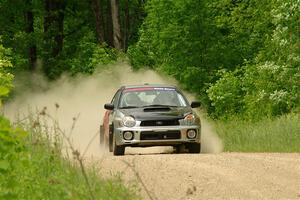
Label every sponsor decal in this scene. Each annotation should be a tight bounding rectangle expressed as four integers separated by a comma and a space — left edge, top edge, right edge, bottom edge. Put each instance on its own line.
153, 87, 175, 91
124, 87, 175, 92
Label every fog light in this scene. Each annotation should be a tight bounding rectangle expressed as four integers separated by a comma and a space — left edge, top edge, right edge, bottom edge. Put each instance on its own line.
187, 129, 197, 139
123, 131, 134, 140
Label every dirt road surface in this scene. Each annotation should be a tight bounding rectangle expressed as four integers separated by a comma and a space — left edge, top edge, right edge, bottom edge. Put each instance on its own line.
98, 150, 300, 200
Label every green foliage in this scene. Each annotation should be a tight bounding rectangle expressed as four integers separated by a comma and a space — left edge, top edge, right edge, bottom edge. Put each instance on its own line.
0, 116, 27, 170
208, 0, 300, 120
0, 0, 145, 79
0, 40, 14, 106
0, 115, 138, 199
215, 113, 300, 152
129, 0, 215, 107
67, 31, 118, 75
128, 0, 276, 113
128, 0, 300, 120
43, 31, 118, 79
208, 62, 300, 120
0, 116, 28, 198
207, 69, 245, 119
0, 1, 29, 69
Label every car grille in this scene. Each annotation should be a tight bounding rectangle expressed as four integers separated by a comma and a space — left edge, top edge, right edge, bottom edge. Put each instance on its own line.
140, 130, 181, 140
140, 119, 180, 126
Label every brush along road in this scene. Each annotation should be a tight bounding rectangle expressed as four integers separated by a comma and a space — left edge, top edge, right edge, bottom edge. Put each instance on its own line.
98, 150, 300, 200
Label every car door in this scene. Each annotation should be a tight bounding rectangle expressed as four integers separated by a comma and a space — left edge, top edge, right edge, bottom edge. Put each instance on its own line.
108, 89, 122, 127
103, 89, 122, 139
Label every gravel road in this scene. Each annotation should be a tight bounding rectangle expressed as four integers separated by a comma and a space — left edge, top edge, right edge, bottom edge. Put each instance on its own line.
97, 149, 300, 200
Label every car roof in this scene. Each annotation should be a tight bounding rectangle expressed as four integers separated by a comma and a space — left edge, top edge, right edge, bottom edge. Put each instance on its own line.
122, 84, 177, 89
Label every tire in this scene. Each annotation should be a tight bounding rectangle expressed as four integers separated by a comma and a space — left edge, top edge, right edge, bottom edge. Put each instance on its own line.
108, 125, 114, 152
174, 145, 185, 153
113, 136, 125, 156
187, 143, 201, 153
109, 132, 113, 152
99, 125, 104, 145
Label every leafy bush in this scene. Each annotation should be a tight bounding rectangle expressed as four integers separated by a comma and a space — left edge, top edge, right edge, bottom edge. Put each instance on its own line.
43, 31, 118, 79
68, 31, 118, 75
208, 0, 300, 120
0, 40, 14, 106
208, 62, 299, 120
0, 114, 138, 199
207, 69, 245, 119
0, 116, 28, 198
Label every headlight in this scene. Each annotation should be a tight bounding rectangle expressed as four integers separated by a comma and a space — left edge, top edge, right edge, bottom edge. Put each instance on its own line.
184, 114, 195, 125
122, 116, 136, 127
187, 129, 197, 139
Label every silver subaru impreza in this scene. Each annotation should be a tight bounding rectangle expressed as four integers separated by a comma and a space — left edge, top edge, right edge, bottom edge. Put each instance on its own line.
100, 84, 201, 155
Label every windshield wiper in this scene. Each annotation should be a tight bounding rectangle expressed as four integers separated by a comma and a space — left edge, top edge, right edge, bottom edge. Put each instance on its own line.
119, 106, 139, 109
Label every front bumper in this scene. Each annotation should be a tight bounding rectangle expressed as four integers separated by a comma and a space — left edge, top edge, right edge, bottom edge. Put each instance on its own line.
114, 125, 201, 147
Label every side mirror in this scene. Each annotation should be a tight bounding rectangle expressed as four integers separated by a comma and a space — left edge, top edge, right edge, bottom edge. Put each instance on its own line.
191, 101, 201, 108
104, 103, 114, 110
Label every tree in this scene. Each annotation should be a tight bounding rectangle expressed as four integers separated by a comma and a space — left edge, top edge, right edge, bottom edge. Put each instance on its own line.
43, 0, 66, 77
0, 0, 145, 78
111, 0, 122, 50
105, 0, 114, 47
91, 0, 105, 44
44, 0, 65, 57
25, 0, 37, 71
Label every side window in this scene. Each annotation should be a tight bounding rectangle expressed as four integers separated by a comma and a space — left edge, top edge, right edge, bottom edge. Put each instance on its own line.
111, 89, 121, 107
177, 93, 187, 106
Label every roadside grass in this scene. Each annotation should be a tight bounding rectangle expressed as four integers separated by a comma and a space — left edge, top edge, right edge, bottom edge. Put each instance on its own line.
0, 112, 138, 200
214, 113, 300, 152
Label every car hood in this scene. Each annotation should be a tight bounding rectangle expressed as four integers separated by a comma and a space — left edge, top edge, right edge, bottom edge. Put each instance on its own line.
119, 106, 192, 121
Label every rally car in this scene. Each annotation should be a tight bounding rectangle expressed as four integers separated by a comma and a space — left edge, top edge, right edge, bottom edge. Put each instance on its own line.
100, 84, 201, 155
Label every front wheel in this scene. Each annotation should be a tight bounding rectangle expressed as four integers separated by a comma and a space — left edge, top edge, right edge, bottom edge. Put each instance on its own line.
174, 145, 185, 153
113, 136, 125, 156
187, 143, 201, 153
109, 132, 113, 152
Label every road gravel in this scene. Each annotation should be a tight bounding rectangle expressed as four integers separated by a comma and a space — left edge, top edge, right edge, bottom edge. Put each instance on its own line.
97, 149, 300, 200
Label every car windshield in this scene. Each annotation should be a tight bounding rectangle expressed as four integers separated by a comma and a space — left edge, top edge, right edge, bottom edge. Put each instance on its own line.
119, 87, 188, 108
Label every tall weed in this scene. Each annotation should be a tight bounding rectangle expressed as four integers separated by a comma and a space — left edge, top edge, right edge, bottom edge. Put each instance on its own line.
0, 108, 138, 200
214, 113, 300, 152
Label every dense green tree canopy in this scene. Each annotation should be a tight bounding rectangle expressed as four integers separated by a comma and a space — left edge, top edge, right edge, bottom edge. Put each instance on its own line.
0, 0, 145, 78
0, 0, 299, 120
129, 0, 300, 120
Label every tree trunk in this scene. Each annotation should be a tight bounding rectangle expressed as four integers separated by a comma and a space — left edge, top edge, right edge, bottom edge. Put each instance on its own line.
91, 0, 104, 44
43, 0, 65, 77
124, 0, 129, 50
111, 0, 122, 50
25, 1, 37, 71
105, 0, 114, 47
44, 0, 51, 33
53, 0, 65, 56
44, 0, 65, 57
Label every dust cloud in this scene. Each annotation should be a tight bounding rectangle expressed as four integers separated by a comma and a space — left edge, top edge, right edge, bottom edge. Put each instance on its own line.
4, 63, 222, 157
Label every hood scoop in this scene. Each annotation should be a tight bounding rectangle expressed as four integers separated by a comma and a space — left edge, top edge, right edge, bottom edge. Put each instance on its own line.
143, 107, 171, 112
